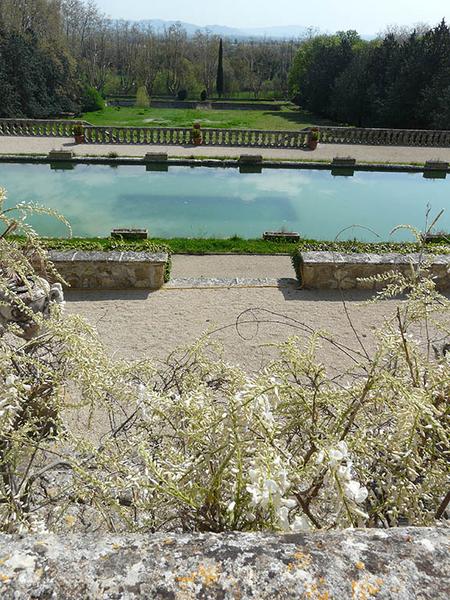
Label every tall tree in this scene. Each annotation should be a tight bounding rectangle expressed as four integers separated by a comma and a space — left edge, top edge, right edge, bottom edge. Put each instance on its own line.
216, 38, 224, 98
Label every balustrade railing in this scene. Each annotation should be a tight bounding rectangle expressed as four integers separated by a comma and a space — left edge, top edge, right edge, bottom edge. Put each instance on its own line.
82, 126, 311, 148
0, 119, 87, 138
0, 119, 449, 148
318, 126, 450, 147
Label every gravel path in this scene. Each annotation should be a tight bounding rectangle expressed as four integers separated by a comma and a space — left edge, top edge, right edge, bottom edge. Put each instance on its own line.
171, 255, 294, 279
1, 135, 450, 164
65, 255, 402, 374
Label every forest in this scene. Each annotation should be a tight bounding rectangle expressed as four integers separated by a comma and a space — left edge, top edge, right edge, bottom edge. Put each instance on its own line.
289, 22, 450, 129
0, 0, 449, 129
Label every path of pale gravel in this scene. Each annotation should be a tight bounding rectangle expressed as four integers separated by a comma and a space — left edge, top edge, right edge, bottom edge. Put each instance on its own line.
65, 255, 407, 374
1, 135, 450, 163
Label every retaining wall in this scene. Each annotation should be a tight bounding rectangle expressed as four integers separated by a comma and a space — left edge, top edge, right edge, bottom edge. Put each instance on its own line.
0, 528, 448, 599
299, 252, 450, 290
48, 250, 168, 289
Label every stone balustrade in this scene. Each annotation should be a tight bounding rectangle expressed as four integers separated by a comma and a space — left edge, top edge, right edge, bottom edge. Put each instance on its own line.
82, 126, 310, 148
318, 126, 450, 147
1, 119, 449, 148
0, 118, 87, 137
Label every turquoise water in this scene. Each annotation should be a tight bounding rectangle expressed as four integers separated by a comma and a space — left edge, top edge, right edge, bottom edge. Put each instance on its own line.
0, 163, 449, 240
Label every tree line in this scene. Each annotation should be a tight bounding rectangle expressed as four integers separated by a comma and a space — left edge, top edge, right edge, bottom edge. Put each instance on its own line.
0, 0, 299, 119
0, 0, 448, 131
289, 21, 450, 129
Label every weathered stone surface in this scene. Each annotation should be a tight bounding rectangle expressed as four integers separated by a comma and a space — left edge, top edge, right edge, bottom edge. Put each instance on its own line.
144, 152, 168, 162
0, 528, 448, 599
49, 250, 168, 289
239, 154, 263, 163
111, 228, 148, 240
47, 150, 73, 160
332, 157, 356, 167
300, 252, 450, 290
166, 276, 297, 288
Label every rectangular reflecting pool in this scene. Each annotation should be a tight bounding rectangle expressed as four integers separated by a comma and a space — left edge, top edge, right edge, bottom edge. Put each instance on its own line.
0, 163, 449, 241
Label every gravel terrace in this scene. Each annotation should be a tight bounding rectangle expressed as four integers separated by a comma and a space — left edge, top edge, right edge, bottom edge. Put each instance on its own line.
1, 135, 450, 164
65, 255, 405, 374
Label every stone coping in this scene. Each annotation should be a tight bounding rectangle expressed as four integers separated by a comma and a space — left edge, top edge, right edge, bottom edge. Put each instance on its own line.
49, 250, 168, 263
0, 154, 449, 173
46, 251, 169, 289
0, 527, 447, 599
299, 252, 450, 290
301, 251, 450, 265
166, 276, 297, 288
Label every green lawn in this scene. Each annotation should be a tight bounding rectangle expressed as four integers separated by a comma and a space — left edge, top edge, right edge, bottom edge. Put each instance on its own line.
80, 106, 339, 130
32, 236, 449, 256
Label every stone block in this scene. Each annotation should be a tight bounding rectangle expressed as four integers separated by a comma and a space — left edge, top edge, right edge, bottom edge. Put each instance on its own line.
48, 250, 168, 289
0, 528, 448, 599
263, 231, 300, 242
239, 154, 263, 164
111, 229, 148, 240
332, 157, 356, 167
299, 252, 450, 290
144, 152, 168, 163
47, 150, 73, 160
424, 160, 449, 171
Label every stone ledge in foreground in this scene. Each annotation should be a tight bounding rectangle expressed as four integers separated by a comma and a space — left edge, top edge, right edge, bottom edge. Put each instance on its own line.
300, 252, 450, 290
48, 250, 168, 289
0, 527, 448, 599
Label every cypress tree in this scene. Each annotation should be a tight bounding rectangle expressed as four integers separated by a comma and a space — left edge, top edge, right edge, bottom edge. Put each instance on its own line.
216, 38, 224, 98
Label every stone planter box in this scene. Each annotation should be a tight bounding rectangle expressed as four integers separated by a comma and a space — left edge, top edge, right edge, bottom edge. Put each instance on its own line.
424, 160, 449, 171
332, 157, 356, 167
48, 250, 168, 289
144, 152, 168, 163
111, 229, 148, 240
299, 252, 450, 290
424, 161, 448, 179
263, 231, 300, 242
239, 154, 263, 164
47, 150, 73, 160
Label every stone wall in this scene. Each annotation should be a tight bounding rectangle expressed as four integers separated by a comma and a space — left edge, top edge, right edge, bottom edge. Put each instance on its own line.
0, 528, 447, 599
48, 250, 168, 289
299, 252, 450, 290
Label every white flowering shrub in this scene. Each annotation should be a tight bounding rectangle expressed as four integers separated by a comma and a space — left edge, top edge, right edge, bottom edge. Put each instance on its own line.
0, 189, 449, 533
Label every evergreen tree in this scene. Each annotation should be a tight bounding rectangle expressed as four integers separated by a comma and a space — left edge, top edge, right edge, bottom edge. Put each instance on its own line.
216, 38, 224, 98
289, 21, 450, 129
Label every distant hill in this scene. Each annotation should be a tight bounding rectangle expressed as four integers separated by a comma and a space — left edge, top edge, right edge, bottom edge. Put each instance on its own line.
136, 20, 310, 39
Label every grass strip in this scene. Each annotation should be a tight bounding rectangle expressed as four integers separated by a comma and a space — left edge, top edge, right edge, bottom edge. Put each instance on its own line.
11, 235, 450, 256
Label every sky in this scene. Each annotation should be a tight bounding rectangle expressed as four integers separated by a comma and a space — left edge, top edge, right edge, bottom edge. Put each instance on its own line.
95, 0, 449, 33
